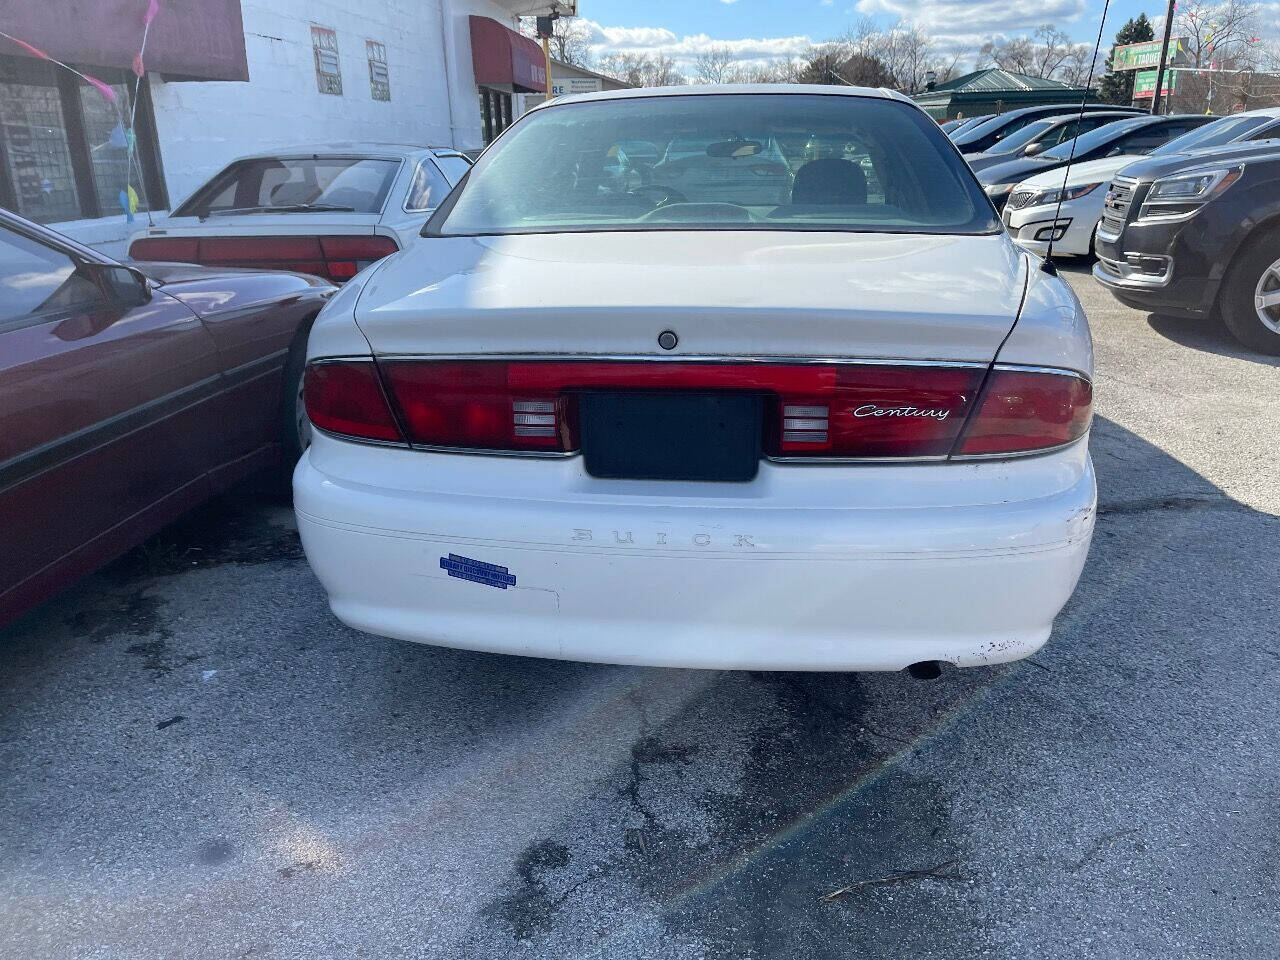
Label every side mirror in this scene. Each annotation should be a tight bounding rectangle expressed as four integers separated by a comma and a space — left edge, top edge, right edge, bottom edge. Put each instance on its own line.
83, 262, 151, 309
1023, 142, 1046, 156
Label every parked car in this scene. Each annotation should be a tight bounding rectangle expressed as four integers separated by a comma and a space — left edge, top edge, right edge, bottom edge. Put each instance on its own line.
1093, 141, 1280, 353
979, 114, 1214, 210
293, 85, 1096, 674
0, 209, 334, 627
965, 111, 1141, 173
951, 103, 1142, 154
1004, 108, 1280, 257
939, 118, 966, 133
946, 114, 994, 139
127, 143, 471, 283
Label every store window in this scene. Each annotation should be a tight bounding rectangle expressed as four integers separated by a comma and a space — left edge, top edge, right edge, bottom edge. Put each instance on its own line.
312, 25, 342, 96
0, 55, 166, 224
367, 40, 390, 101
479, 87, 514, 144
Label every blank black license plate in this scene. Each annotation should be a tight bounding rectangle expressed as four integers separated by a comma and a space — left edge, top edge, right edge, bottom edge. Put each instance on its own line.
578, 391, 763, 482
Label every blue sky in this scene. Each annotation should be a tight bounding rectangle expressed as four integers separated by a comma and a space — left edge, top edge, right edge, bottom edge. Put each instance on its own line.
575, 0, 1164, 72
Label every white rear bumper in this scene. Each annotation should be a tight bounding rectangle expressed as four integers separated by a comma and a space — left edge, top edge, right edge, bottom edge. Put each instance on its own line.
294, 435, 1096, 671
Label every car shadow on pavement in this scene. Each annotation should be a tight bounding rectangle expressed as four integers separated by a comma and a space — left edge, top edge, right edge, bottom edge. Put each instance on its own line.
1, 419, 1277, 960
1146, 312, 1280, 367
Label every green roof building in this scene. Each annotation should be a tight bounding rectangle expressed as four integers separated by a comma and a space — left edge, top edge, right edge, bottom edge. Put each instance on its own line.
913, 68, 1099, 121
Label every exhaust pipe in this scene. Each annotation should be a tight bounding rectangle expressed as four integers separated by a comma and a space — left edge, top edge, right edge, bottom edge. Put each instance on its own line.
907, 660, 943, 680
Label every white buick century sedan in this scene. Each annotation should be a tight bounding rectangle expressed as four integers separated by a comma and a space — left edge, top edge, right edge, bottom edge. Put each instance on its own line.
294, 85, 1096, 674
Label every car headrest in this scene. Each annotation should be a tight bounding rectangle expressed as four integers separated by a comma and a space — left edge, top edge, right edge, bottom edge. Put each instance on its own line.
792, 159, 868, 205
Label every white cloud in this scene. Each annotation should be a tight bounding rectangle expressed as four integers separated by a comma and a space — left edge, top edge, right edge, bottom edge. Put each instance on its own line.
580, 18, 815, 72
855, 0, 1086, 34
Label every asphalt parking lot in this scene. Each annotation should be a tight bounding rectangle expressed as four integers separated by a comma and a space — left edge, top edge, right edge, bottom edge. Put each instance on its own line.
2, 262, 1278, 960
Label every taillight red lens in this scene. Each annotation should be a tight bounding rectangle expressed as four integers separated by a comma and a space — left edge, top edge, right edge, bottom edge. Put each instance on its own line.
128, 237, 199, 261
956, 368, 1092, 456
381, 361, 574, 451
303, 361, 403, 443
128, 235, 398, 283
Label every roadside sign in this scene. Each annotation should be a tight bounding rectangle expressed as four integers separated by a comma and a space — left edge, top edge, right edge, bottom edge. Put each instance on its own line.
1113, 38, 1188, 71
551, 77, 603, 96
1133, 68, 1179, 98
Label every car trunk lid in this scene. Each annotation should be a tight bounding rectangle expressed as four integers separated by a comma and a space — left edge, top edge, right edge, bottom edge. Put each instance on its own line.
354, 231, 1028, 362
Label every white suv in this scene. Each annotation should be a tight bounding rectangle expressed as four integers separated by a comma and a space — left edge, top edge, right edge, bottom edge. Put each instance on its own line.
294, 86, 1096, 673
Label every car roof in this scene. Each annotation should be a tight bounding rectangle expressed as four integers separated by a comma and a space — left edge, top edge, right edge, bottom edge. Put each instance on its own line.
223, 142, 464, 161
528, 83, 911, 110
1229, 106, 1280, 119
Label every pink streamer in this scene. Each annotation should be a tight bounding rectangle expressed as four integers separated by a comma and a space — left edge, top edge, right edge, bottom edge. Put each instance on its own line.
132, 53, 145, 77
3, 34, 50, 60
87, 75, 118, 102
0, 30, 118, 102
144, 0, 161, 27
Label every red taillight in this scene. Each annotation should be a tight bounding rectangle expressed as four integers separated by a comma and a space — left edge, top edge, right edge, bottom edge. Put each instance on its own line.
128, 237, 199, 261
381, 361, 575, 452
303, 361, 403, 443
955, 368, 1092, 456
304, 359, 1091, 460
377, 361, 984, 458
128, 234, 398, 283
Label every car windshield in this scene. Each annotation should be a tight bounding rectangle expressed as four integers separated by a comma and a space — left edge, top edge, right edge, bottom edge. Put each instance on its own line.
1041, 117, 1151, 160
431, 94, 997, 236
173, 157, 400, 217
1150, 114, 1272, 156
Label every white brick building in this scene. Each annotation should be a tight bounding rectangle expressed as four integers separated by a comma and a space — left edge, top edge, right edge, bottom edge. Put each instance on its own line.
0, 0, 566, 255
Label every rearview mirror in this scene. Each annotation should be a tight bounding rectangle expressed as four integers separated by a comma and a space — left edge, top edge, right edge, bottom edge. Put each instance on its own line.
707, 139, 762, 158
1023, 142, 1046, 156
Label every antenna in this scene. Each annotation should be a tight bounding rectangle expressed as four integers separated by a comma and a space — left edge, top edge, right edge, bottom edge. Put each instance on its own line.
1042, 0, 1113, 275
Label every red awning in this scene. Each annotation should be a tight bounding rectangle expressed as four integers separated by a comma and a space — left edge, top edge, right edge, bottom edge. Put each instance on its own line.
469, 16, 546, 93
1, 0, 248, 82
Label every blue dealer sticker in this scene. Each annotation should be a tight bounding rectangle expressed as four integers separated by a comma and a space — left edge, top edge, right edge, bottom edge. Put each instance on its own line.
440, 554, 517, 589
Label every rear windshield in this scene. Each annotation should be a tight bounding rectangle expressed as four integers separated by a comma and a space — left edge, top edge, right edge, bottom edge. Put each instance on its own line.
1041, 117, 1151, 160
174, 157, 400, 216
430, 94, 998, 236
1150, 114, 1272, 156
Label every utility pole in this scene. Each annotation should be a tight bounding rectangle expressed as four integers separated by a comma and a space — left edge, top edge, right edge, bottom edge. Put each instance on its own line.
1151, 0, 1177, 114
536, 14, 557, 103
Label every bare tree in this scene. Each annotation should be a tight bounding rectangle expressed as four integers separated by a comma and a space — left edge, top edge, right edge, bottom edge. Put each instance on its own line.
834, 19, 959, 93
797, 43, 895, 87
692, 45, 741, 84
597, 52, 687, 88
979, 24, 1101, 85
881, 24, 948, 93
1166, 1, 1275, 111
737, 60, 805, 83
520, 17, 594, 68
1056, 44, 1099, 87
1175, 0, 1262, 68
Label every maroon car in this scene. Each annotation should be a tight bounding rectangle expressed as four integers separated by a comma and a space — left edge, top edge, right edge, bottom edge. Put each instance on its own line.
0, 209, 334, 626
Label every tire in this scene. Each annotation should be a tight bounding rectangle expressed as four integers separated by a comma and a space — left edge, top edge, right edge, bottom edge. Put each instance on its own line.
1220, 227, 1280, 355
280, 319, 315, 471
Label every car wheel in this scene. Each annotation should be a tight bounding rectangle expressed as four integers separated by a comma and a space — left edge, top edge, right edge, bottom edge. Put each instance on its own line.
281, 322, 314, 466
1221, 228, 1280, 355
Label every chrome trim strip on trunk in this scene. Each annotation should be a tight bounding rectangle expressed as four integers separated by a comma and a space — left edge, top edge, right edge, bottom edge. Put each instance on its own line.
369, 354, 995, 369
